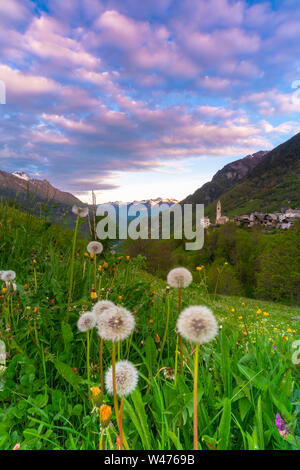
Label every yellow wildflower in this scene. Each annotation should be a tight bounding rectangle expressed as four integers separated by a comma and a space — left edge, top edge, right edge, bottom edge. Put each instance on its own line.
100, 405, 112, 427
91, 386, 102, 407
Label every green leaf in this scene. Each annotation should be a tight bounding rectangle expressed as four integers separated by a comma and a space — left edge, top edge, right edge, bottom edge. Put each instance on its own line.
218, 397, 231, 450
145, 336, 157, 375
50, 358, 84, 399
61, 321, 74, 348
238, 397, 252, 421
255, 396, 264, 450
166, 431, 183, 450
237, 365, 268, 391
124, 388, 152, 450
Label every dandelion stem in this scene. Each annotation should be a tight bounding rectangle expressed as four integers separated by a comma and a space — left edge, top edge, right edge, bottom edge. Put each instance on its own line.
99, 428, 105, 450
178, 288, 183, 375
174, 334, 179, 385
99, 337, 104, 393
66, 215, 80, 322
33, 267, 37, 292
120, 396, 124, 450
193, 343, 199, 450
94, 254, 97, 289
159, 291, 170, 365
112, 342, 120, 428
86, 330, 90, 396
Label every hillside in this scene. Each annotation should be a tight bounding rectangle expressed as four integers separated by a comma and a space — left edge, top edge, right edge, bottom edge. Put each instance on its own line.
0, 201, 299, 450
205, 133, 300, 219
0, 170, 85, 225
181, 151, 268, 207
0, 170, 82, 213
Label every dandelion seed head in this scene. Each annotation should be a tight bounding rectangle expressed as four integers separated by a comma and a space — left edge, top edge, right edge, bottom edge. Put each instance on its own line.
87, 241, 103, 255
105, 360, 138, 397
72, 205, 89, 218
177, 305, 218, 344
77, 311, 96, 332
97, 306, 135, 342
1, 270, 16, 282
92, 300, 116, 320
167, 267, 192, 289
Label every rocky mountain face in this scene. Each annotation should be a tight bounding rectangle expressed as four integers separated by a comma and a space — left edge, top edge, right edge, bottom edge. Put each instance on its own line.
181, 151, 269, 206
0, 170, 83, 207
204, 132, 300, 217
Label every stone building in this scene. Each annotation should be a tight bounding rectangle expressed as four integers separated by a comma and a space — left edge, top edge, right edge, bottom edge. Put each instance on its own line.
216, 200, 229, 225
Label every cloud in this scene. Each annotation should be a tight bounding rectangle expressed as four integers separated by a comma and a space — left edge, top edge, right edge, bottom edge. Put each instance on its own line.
0, 64, 58, 97
0, 0, 300, 198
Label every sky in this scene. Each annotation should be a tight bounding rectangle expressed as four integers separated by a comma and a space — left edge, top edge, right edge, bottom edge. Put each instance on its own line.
0, 0, 300, 203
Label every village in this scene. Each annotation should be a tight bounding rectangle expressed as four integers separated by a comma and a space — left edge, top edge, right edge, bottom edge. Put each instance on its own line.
203, 200, 300, 230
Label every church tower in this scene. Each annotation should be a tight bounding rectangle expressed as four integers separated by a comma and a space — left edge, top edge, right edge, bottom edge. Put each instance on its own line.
216, 200, 221, 223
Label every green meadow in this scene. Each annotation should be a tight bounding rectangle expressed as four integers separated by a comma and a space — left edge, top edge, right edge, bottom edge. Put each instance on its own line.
0, 202, 299, 450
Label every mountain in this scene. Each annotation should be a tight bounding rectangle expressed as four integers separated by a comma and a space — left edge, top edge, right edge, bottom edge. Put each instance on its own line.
100, 198, 179, 221
0, 170, 83, 207
181, 150, 269, 208
204, 132, 300, 218
103, 197, 178, 210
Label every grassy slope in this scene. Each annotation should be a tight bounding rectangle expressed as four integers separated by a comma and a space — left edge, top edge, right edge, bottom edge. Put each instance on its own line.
139, 268, 300, 334
0, 203, 299, 450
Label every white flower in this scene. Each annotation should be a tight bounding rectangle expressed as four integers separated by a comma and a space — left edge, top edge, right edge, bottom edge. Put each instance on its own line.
97, 306, 135, 342
72, 205, 89, 218
77, 312, 96, 332
92, 300, 116, 320
177, 305, 218, 344
167, 267, 192, 289
1, 271, 16, 282
87, 241, 103, 255
105, 360, 138, 397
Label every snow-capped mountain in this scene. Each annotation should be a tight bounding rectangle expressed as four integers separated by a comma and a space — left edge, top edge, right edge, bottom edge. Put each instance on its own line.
0, 170, 83, 207
103, 197, 179, 209
99, 198, 179, 220
12, 171, 31, 181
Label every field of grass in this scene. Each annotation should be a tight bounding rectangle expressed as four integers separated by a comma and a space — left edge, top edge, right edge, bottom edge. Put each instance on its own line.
0, 203, 299, 450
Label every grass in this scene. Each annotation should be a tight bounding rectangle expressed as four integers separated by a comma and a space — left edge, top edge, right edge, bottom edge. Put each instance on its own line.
0, 202, 299, 450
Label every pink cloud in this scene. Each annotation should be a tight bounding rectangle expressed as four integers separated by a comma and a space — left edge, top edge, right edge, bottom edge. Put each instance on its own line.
0, 64, 58, 97
24, 15, 100, 69
0, 0, 33, 23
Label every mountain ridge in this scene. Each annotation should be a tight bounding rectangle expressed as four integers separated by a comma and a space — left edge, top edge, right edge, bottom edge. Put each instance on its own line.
204, 132, 300, 219
181, 150, 269, 207
0, 170, 83, 207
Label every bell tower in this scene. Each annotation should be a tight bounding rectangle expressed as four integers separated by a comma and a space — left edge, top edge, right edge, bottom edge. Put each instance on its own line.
216, 200, 221, 223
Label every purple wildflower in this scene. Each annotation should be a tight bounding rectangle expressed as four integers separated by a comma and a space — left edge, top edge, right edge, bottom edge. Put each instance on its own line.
275, 414, 289, 439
